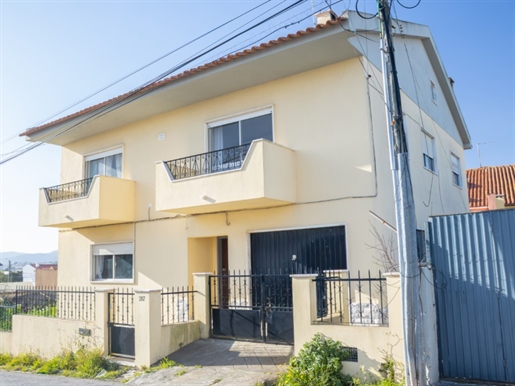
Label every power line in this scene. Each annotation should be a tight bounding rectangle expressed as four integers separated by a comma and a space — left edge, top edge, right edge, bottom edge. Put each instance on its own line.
1, 0, 277, 146
1, 0, 310, 165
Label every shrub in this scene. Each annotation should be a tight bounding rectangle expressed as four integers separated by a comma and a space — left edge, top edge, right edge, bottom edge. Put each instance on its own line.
37, 351, 76, 374
73, 348, 115, 378
277, 333, 352, 386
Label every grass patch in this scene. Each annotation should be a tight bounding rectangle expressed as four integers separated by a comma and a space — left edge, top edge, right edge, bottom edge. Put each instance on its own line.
0, 348, 127, 379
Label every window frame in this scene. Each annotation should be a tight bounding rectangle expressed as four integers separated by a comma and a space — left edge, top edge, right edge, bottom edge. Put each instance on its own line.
450, 153, 462, 187
91, 242, 134, 283
205, 106, 274, 152
84, 146, 124, 179
421, 131, 437, 173
430, 79, 438, 105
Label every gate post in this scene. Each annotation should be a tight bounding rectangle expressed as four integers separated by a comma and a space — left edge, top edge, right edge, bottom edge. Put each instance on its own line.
134, 289, 161, 367
95, 288, 113, 356
291, 274, 318, 355
193, 273, 211, 339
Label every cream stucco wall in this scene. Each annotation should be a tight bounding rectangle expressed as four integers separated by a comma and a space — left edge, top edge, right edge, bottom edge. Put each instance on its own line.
51, 52, 468, 288
291, 274, 404, 380
0, 331, 12, 354
11, 316, 100, 358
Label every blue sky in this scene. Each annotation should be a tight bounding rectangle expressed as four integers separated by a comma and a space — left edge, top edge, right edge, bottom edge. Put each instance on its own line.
1, 0, 514, 253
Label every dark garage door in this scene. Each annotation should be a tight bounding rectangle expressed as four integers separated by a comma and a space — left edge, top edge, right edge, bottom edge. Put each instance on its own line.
250, 225, 347, 275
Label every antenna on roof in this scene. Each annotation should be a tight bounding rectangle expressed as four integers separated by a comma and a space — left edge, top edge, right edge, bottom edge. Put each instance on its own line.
311, 0, 316, 25
477, 141, 494, 167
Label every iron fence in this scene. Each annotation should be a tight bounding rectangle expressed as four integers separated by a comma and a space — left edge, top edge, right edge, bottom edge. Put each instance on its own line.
210, 271, 292, 311
0, 286, 96, 331
161, 287, 196, 325
108, 288, 134, 326
313, 271, 388, 326
44, 178, 93, 203
165, 144, 251, 180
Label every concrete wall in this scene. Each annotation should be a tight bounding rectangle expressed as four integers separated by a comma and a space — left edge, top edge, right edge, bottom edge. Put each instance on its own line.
0, 331, 12, 354
291, 274, 404, 381
0, 287, 201, 367
133, 289, 200, 367
11, 316, 100, 358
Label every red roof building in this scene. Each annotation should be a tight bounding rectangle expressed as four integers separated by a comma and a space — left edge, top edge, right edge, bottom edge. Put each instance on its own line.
466, 165, 515, 211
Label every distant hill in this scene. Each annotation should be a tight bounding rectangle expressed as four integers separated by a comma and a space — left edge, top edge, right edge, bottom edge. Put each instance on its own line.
0, 251, 58, 266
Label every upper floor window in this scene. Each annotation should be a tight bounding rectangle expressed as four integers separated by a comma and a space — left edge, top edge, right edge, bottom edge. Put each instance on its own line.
92, 242, 133, 282
451, 153, 462, 187
85, 148, 122, 178
430, 80, 437, 104
208, 109, 273, 151
421, 131, 436, 172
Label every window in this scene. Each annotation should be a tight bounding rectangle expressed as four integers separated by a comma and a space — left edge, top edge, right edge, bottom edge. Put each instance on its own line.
451, 153, 461, 187
421, 131, 436, 172
85, 148, 122, 179
208, 109, 273, 151
430, 80, 437, 104
92, 243, 133, 281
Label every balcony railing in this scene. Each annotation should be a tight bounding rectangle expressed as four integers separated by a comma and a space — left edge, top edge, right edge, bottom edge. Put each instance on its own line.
165, 144, 251, 180
44, 178, 93, 203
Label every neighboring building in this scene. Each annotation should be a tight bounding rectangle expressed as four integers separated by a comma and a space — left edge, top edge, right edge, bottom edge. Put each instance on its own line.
22, 264, 58, 286
467, 165, 515, 212
21, 11, 470, 289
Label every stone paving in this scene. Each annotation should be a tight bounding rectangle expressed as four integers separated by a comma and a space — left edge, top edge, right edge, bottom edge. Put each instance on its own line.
125, 339, 293, 386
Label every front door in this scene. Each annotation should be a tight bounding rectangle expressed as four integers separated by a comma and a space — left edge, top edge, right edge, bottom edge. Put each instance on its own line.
217, 237, 229, 307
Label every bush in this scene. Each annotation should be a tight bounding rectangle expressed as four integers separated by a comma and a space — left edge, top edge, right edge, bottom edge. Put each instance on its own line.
0, 348, 123, 379
277, 333, 352, 386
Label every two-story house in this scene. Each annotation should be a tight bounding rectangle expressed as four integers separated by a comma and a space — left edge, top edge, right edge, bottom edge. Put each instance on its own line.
21, 11, 470, 292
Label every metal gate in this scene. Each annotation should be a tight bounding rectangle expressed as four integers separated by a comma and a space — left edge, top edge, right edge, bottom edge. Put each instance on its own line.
430, 209, 515, 383
108, 289, 135, 358
209, 273, 293, 344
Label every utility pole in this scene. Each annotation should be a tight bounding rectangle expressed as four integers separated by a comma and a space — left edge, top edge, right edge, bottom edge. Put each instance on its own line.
377, 1, 422, 385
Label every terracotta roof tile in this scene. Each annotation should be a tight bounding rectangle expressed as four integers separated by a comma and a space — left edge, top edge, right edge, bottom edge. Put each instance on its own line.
466, 165, 515, 208
21, 18, 345, 138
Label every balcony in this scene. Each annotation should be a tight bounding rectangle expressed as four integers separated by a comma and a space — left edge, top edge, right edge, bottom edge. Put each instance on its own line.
156, 140, 296, 214
39, 176, 135, 228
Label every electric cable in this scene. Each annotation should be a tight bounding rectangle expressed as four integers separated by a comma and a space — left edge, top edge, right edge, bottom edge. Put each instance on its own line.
1, 0, 309, 165
1, 0, 277, 146
355, 0, 378, 20
396, 0, 421, 10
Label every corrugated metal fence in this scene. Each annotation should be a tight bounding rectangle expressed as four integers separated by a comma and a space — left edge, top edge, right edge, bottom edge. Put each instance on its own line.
429, 209, 515, 383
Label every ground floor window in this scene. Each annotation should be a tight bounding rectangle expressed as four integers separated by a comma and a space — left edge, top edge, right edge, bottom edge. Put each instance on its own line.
92, 243, 133, 281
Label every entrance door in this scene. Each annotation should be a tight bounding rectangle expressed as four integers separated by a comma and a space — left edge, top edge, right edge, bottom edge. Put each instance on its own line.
217, 237, 229, 308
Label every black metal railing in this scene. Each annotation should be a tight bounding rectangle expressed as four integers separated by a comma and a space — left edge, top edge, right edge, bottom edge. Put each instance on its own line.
108, 288, 134, 326
210, 271, 292, 311
313, 271, 388, 326
44, 178, 93, 203
0, 286, 96, 331
165, 144, 251, 180
161, 286, 196, 325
